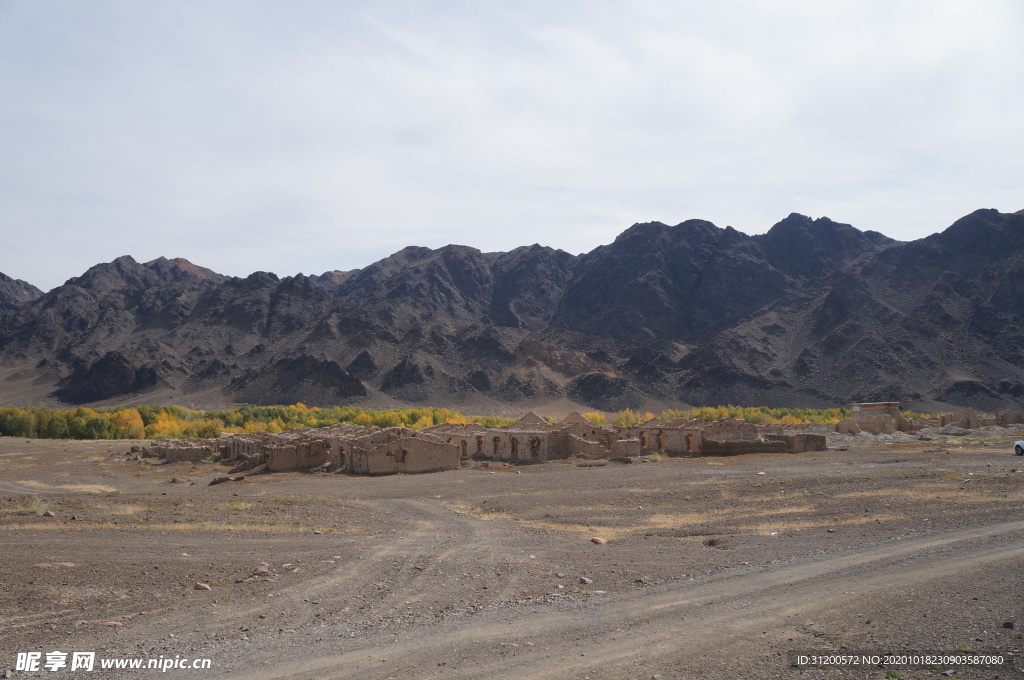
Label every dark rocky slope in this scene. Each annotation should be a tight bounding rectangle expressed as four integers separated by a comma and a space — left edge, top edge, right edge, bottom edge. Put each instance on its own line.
0, 208, 1021, 413
0, 272, 43, 311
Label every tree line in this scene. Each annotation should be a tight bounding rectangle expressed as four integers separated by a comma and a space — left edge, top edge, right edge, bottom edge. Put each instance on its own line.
0, 404, 514, 440
0, 403, 864, 441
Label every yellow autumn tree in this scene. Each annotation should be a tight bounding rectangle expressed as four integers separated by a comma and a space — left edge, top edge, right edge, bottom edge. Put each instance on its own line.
111, 409, 145, 439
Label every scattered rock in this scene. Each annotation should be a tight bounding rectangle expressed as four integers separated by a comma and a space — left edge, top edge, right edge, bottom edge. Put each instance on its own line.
194, 582, 212, 591
209, 476, 230, 486
590, 537, 608, 545
96, 621, 122, 627
42, 510, 55, 517
1004, 621, 1016, 629
579, 577, 593, 585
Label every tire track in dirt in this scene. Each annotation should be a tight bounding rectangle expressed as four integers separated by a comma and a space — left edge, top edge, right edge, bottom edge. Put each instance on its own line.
211, 498, 521, 628
238, 518, 1024, 680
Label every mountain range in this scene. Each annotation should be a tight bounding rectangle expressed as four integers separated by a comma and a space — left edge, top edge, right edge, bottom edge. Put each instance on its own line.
1, 208, 1022, 414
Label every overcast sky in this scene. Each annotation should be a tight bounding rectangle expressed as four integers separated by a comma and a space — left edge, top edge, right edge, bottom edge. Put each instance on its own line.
1, 1, 1022, 291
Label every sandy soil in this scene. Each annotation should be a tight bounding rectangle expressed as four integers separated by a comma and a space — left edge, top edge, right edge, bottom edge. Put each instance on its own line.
3, 432, 1024, 679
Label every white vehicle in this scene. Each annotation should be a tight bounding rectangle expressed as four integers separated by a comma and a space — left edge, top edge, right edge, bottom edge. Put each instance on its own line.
1016, 440, 1024, 456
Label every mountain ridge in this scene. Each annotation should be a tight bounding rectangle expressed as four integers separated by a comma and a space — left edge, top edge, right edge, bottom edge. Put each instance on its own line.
1, 208, 1022, 414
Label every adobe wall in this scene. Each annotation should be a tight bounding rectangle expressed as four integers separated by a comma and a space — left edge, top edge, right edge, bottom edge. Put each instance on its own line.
834, 418, 860, 435
558, 422, 619, 445
436, 427, 490, 461
558, 432, 606, 458
224, 434, 269, 462
626, 427, 700, 456
998, 410, 1024, 426
481, 429, 564, 464
150, 438, 221, 463
896, 414, 920, 433
611, 438, 642, 457
702, 419, 758, 441
853, 415, 896, 435
950, 408, 980, 430
349, 437, 460, 475
266, 440, 330, 472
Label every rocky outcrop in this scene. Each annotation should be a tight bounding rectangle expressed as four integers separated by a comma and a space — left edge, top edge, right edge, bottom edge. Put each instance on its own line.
0, 272, 43, 311
53, 351, 161, 403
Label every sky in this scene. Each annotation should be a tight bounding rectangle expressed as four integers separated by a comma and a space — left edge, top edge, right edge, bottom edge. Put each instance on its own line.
1, 1, 1022, 291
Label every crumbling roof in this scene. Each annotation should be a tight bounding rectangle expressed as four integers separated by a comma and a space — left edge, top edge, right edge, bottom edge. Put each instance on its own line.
514, 411, 548, 426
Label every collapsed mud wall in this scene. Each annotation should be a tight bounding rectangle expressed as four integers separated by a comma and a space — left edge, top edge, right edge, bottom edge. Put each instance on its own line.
144, 439, 221, 463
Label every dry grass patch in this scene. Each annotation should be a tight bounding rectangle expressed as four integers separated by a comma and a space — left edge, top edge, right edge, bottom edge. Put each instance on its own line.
738, 513, 906, 535
15, 480, 118, 493
15, 494, 50, 516
442, 501, 633, 538
444, 500, 824, 539
643, 504, 817, 530
105, 504, 148, 516
0, 521, 328, 533
838, 485, 1024, 503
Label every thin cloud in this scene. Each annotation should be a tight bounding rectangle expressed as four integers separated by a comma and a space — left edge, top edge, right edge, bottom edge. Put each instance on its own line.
0, 1, 1021, 290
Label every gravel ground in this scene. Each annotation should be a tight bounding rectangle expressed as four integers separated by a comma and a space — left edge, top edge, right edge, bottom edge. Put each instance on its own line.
2, 431, 1024, 679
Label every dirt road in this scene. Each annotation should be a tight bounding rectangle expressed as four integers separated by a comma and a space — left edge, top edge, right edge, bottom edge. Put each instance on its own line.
3, 435, 1024, 679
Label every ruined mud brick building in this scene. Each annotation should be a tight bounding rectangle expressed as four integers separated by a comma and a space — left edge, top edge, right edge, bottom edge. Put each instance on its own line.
836, 403, 1024, 435
145, 410, 828, 476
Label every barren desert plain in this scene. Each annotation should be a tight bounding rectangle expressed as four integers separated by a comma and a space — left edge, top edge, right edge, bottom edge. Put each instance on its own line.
3, 430, 1024, 680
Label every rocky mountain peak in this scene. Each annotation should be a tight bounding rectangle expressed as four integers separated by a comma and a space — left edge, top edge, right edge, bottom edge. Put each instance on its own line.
144, 257, 226, 285
0, 272, 43, 310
